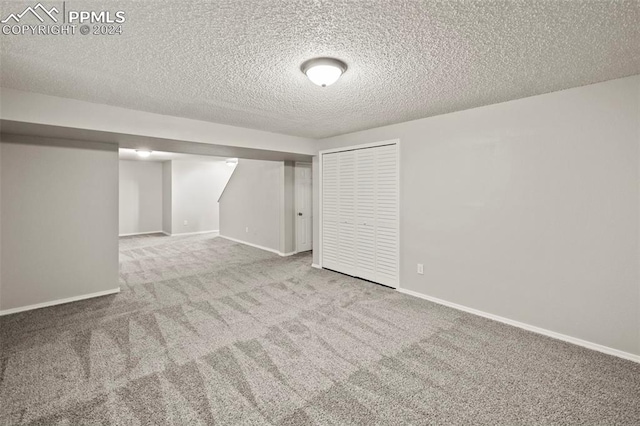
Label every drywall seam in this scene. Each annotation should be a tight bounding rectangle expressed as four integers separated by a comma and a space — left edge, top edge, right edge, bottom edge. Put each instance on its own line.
398, 288, 640, 363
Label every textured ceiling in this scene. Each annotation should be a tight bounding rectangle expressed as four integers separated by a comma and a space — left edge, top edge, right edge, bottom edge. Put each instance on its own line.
1, 1, 639, 139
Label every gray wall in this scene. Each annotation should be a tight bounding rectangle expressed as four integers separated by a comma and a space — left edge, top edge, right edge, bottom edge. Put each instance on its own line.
119, 160, 163, 235
0, 136, 119, 311
220, 159, 304, 254
220, 159, 284, 252
316, 75, 640, 356
170, 160, 234, 234
162, 161, 172, 234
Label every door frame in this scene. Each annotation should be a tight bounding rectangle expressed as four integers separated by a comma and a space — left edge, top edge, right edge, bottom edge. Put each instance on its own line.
318, 139, 401, 287
294, 162, 313, 253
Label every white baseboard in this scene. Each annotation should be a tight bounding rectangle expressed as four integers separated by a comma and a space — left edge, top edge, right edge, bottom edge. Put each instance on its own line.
0, 288, 121, 316
397, 288, 640, 364
280, 251, 297, 257
166, 230, 219, 237
311, 263, 322, 269
119, 230, 164, 237
220, 235, 293, 256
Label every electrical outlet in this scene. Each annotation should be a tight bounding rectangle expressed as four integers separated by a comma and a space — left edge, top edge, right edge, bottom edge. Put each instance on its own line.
245, 227, 249, 233
183, 220, 188, 226
417, 263, 424, 275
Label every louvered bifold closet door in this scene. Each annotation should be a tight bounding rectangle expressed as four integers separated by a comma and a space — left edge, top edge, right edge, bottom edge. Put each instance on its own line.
322, 153, 340, 271
355, 148, 376, 281
374, 144, 399, 287
337, 151, 357, 276
322, 143, 398, 287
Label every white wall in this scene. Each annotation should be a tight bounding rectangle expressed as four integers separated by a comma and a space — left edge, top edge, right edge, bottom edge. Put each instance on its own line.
220, 159, 284, 252
169, 160, 234, 234
317, 75, 640, 356
119, 160, 163, 235
1, 136, 119, 312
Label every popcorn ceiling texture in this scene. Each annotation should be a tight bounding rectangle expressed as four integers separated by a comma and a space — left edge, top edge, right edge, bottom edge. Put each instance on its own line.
0, 0, 639, 139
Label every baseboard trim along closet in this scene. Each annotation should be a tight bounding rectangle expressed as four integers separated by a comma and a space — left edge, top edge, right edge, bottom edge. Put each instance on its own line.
119, 230, 164, 237
0, 288, 121, 316
219, 235, 295, 257
397, 288, 640, 364
311, 263, 322, 269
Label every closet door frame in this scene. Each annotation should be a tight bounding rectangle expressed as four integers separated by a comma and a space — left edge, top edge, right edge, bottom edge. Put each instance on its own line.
319, 139, 400, 288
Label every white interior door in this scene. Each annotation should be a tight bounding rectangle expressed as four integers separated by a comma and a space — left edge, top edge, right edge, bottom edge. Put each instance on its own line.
295, 163, 312, 252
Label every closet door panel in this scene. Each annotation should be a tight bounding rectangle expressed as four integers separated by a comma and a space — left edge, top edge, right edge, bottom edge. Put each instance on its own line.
355, 148, 376, 281
322, 153, 340, 271
337, 151, 357, 275
375, 145, 399, 287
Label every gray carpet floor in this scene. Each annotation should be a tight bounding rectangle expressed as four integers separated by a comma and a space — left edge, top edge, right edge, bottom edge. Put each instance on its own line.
1, 233, 639, 425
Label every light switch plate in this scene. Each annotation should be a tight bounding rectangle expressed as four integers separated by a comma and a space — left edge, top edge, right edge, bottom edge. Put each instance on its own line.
417, 264, 424, 275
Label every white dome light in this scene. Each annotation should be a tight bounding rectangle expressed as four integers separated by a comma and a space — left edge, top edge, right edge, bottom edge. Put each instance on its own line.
301, 58, 347, 87
136, 149, 152, 158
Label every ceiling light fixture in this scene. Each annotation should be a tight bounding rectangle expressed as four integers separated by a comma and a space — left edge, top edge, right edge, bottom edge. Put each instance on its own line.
301, 57, 347, 87
136, 149, 152, 158
226, 158, 238, 167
